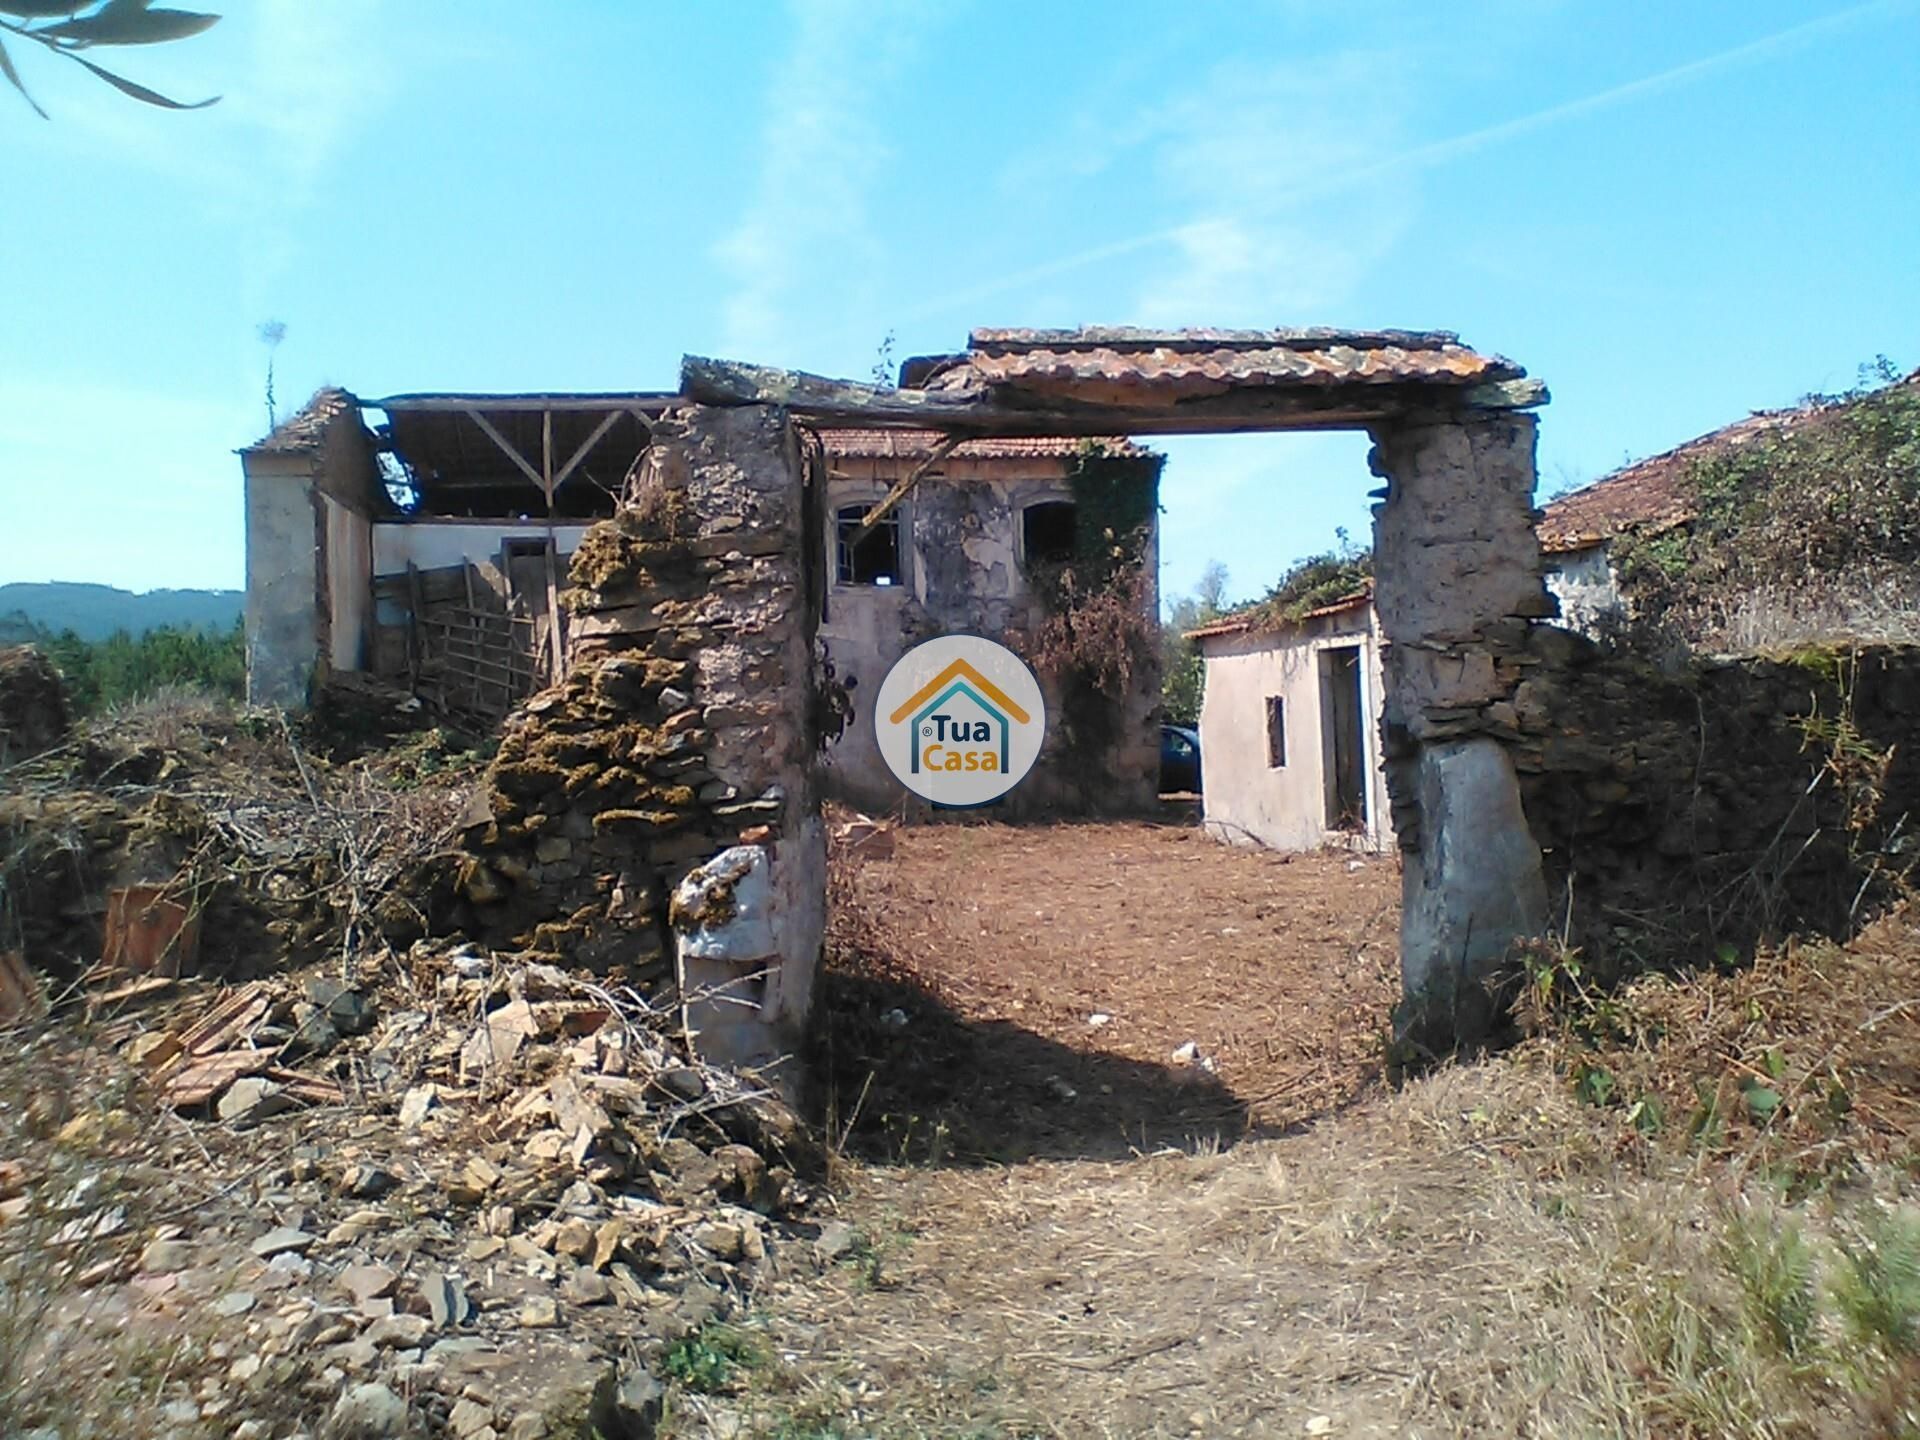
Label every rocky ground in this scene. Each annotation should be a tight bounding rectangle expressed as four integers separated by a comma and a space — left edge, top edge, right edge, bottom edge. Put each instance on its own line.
2, 937, 838, 1440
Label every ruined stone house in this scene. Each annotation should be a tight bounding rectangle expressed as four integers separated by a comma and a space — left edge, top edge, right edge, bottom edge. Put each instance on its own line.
241, 325, 1574, 1064
818, 429, 1162, 815
241, 390, 675, 715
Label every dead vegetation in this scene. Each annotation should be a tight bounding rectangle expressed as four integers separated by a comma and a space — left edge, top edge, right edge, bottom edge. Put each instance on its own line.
0, 686, 481, 993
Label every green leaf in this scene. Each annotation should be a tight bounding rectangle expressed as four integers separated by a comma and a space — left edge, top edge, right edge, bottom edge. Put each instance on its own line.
1744, 1083, 1782, 1118
1628, 1094, 1665, 1136
0, 3, 89, 17
66, 49, 215, 107
0, 34, 49, 116
37, 5, 216, 44
1574, 1063, 1615, 1108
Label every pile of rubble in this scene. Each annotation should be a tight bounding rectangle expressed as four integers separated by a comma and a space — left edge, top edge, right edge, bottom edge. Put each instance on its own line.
3, 940, 824, 1439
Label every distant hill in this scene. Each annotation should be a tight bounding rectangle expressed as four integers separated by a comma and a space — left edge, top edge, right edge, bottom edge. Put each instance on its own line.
0, 583, 241, 643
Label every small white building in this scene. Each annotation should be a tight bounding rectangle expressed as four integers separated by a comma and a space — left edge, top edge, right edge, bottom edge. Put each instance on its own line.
1185, 476, 1650, 854
1189, 590, 1392, 853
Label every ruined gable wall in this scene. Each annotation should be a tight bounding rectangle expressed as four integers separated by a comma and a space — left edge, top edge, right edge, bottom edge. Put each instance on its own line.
821, 462, 1159, 817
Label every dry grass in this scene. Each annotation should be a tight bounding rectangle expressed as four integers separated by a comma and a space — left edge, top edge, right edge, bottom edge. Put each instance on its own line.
1690, 572, 1920, 653
714, 1060, 1916, 1438
1514, 903, 1920, 1175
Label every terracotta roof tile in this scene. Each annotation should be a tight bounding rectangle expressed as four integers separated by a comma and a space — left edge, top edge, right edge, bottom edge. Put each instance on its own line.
247, 387, 359, 454
1186, 587, 1373, 641
1536, 372, 1920, 551
911, 327, 1524, 405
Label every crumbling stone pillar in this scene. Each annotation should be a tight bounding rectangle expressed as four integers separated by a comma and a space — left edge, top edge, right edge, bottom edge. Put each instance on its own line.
464, 403, 825, 1078
1369, 410, 1553, 1046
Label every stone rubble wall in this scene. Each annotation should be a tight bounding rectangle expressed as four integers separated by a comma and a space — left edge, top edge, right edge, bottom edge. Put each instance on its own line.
1368, 412, 1556, 1034
1514, 638, 1920, 970
454, 404, 825, 1068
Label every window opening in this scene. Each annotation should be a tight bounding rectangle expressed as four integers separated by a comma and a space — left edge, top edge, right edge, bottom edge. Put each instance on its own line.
836, 505, 902, 586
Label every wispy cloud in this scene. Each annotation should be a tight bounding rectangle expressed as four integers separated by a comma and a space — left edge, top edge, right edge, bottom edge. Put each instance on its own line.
905, 0, 1913, 325
226, 0, 402, 313
714, 0, 929, 362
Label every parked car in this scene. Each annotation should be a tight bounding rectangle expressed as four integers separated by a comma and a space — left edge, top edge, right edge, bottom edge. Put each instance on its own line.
1160, 723, 1202, 794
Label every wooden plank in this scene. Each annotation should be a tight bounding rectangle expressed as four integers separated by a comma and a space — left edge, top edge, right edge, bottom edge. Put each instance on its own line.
405, 562, 425, 690
464, 408, 546, 488
176, 983, 271, 1056
542, 409, 565, 686
855, 434, 961, 539
259, 1067, 345, 1105
682, 356, 992, 426
552, 408, 623, 489
680, 354, 1434, 435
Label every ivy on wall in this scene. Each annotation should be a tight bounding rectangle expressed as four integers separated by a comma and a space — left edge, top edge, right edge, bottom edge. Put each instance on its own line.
1025, 443, 1164, 801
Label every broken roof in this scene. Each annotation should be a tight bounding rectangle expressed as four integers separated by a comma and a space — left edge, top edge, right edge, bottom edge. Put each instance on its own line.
1536, 370, 1920, 552
1185, 587, 1373, 642
245, 388, 362, 455
370, 393, 672, 503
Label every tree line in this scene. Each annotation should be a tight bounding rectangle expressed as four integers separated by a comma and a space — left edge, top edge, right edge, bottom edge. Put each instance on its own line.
2, 613, 243, 714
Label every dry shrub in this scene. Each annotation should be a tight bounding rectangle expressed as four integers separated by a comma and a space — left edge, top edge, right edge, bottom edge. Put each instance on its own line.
1696, 570, 1920, 653
1517, 904, 1920, 1177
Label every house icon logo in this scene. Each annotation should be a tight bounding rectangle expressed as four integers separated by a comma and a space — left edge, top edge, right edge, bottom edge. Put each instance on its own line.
874, 635, 1047, 805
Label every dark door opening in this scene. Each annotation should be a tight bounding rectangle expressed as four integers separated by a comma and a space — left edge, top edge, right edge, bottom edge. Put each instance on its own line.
1318, 645, 1367, 832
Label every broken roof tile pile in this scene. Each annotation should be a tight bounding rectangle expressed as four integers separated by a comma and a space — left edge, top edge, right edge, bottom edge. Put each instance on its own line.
246, 387, 361, 455
9, 941, 819, 1435
907, 327, 1526, 407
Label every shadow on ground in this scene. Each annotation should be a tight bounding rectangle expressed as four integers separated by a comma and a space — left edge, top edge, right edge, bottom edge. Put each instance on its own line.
806, 965, 1249, 1167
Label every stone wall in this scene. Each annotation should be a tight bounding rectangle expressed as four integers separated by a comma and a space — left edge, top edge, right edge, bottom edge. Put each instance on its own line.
1368, 411, 1556, 1038
1514, 638, 1920, 973
453, 405, 826, 1071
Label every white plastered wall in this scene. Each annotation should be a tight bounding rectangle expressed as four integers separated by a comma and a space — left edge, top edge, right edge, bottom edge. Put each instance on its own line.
1196, 606, 1392, 853
371, 521, 593, 576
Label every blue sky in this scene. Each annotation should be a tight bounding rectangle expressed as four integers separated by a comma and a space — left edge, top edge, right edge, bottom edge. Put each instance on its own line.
2, 0, 1916, 608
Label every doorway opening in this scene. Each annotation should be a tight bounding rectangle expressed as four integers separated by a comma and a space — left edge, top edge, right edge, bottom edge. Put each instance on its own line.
1319, 644, 1367, 833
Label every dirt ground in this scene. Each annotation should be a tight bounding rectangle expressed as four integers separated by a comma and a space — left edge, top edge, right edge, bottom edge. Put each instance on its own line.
702, 824, 1920, 1440
812, 818, 1401, 1163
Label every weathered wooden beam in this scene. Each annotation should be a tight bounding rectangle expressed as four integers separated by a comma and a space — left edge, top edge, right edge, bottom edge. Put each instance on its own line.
1463, 377, 1551, 410
551, 408, 624, 489
682, 356, 992, 426
376, 394, 676, 414
463, 409, 545, 489
541, 411, 565, 686
854, 434, 962, 539
682, 355, 1431, 436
